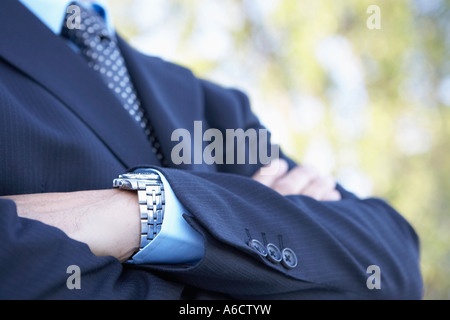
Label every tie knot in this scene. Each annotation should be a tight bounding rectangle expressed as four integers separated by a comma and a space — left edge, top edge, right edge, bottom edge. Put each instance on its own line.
61, 2, 114, 50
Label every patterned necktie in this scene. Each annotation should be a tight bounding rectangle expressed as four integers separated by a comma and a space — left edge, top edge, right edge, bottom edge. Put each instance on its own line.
61, 2, 167, 166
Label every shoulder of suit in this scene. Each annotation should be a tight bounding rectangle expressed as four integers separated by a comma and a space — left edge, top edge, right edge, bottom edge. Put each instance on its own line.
135, 50, 196, 78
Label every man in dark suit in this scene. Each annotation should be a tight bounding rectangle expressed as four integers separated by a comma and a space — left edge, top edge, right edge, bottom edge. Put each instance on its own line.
0, 0, 423, 299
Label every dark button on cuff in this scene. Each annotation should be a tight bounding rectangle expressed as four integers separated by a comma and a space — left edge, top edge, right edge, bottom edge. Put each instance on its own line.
281, 248, 298, 269
266, 243, 282, 264
248, 239, 267, 257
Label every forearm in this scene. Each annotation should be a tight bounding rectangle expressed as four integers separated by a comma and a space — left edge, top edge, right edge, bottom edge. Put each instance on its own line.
1, 189, 140, 262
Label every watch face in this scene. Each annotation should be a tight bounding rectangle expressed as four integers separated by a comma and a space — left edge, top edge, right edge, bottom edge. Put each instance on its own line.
114, 172, 162, 190
121, 172, 160, 180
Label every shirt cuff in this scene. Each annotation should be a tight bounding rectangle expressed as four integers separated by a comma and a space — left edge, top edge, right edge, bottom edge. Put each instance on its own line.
127, 169, 205, 265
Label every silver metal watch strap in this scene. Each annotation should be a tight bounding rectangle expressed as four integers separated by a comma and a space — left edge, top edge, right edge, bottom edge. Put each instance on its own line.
137, 179, 165, 250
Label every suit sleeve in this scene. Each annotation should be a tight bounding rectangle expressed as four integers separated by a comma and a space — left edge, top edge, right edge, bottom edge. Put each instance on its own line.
144, 167, 422, 299
200, 79, 298, 176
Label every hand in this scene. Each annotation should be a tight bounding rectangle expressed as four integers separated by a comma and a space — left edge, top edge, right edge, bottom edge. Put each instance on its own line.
252, 159, 342, 201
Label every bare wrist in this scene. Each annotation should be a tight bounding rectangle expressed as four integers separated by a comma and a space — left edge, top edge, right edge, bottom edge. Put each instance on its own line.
78, 189, 140, 262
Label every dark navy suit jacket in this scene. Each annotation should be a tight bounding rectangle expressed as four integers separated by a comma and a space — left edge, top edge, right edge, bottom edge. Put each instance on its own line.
0, 0, 423, 299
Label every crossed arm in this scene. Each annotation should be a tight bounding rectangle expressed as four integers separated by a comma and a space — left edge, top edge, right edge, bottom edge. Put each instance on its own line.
1, 159, 340, 263
1, 160, 423, 299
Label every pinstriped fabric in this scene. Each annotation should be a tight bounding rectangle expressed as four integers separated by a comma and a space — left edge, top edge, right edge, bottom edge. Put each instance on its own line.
0, 62, 126, 195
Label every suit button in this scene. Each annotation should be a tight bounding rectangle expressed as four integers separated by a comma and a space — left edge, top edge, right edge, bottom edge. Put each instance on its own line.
266, 243, 282, 264
281, 248, 298, 269
248, 239, 267, 257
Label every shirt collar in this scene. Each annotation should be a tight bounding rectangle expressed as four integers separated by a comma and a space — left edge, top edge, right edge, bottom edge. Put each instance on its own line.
18, 0, 114, 35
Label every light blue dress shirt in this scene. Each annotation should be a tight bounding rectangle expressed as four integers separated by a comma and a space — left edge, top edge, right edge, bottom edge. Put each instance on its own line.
18, 0, 204, 264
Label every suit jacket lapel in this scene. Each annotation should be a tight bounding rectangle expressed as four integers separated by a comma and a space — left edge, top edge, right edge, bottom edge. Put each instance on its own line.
0, 0, 160, 168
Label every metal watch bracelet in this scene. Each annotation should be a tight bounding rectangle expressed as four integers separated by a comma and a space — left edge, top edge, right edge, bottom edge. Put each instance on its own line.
113, 173, 165, 252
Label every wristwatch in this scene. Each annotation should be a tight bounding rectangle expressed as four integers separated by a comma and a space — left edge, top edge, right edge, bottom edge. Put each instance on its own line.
113, 171, 165, 252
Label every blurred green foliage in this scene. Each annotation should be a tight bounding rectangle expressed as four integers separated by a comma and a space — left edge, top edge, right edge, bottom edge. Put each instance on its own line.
109, 0, 450, 299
